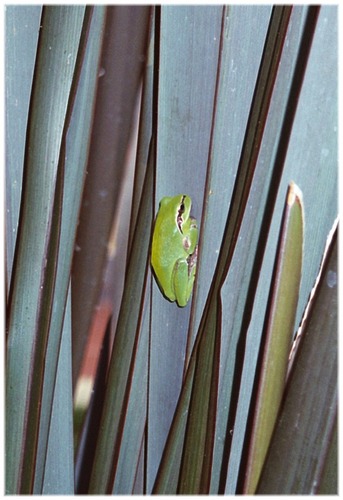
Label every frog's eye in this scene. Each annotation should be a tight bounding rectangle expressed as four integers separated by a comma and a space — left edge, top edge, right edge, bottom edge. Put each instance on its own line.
177, 196, 187, 233
178, 199, 186, 218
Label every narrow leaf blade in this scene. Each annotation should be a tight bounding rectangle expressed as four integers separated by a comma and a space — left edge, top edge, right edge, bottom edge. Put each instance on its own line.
6, 6, 86, 493
33, 6, 107, 492
243, 182, 304, 494
257, 226, 337, 493
88, 136, 154, 494
178, 305, 220, 494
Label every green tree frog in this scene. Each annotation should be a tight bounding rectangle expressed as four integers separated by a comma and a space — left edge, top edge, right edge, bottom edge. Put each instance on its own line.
151, 195, 198, 307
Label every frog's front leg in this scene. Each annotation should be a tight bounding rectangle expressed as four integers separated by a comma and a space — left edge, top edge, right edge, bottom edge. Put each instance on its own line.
172, 247, 197, 307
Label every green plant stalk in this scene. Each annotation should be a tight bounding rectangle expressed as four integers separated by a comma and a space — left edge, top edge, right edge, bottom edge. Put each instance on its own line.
243, 182, 304, 494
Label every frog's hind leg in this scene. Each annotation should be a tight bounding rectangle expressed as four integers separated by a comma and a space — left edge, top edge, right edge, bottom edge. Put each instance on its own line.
172, 259, 195, 307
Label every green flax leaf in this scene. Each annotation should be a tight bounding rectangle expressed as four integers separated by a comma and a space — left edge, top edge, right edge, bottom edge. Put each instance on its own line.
257, 224, 337, 494
243, 182, 304, 494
